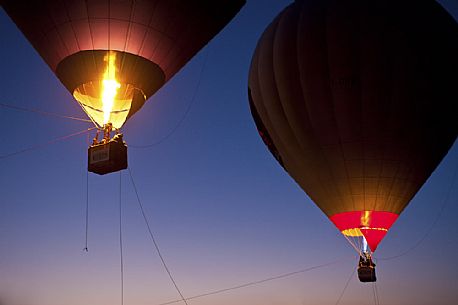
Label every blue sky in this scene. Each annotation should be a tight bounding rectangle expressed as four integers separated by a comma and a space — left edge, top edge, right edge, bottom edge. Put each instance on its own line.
1, 1, 457, 305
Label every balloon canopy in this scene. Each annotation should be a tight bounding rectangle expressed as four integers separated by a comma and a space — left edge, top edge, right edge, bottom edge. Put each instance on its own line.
3, 0, 245, 128
248, 0, 458, 252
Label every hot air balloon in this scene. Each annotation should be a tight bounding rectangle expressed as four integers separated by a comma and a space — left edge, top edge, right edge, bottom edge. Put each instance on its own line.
248, 0, 458, 282
2, 0, 245, 174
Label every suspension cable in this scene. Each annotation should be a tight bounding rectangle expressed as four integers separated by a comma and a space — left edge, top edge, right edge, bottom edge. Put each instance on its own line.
83, 132, 90, 252
127, 168, 188, 305
343, 234, 362, 256
130, 47, 210, 149
156, 258, 348, 305
84, 169, 89, 252
0, 127, 96, 160
119, 171, 124, 305
75, 99, 99, 128
372, 282, 380, 305
0, 102, 91, 122
334, 266, 356, 305
379, 157, 458, 261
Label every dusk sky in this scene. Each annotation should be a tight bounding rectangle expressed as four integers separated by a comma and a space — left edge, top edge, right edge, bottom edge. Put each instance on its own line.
1, 1, 457, 305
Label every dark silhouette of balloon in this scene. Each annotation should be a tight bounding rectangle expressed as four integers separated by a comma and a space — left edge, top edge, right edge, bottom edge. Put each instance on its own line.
249, 0, 458, 252
3, 0, 245, 128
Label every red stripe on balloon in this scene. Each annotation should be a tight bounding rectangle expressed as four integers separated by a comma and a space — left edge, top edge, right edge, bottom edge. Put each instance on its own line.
329, 211, 399, 252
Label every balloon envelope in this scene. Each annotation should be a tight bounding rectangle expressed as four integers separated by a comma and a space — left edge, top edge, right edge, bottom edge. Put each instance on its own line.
3, 0, 245, 128
248, 0, 458, 251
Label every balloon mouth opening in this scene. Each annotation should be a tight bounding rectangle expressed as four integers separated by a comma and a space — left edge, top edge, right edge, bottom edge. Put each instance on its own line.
73, 81, 145, 129
56, 50, 166, 129
72, 51, 148, 129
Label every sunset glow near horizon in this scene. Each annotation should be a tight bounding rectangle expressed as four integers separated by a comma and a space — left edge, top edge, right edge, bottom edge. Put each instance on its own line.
0, 1, 457, 305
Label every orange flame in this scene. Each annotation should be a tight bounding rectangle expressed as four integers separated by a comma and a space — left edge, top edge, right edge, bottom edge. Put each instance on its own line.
101, 51, 120, 125
361, 211, 371, 227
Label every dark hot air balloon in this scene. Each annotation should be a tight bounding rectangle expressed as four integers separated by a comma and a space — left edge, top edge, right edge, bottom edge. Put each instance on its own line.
248, 0, 458, 282
2, 0, 245, 174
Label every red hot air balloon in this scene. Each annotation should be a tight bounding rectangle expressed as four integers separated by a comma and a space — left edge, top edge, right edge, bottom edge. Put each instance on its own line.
2, 0, 245, 174
248, 0, 458, 281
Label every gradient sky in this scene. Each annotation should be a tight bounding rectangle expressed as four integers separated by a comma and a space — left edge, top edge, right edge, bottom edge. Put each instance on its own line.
1, 1, 457, 305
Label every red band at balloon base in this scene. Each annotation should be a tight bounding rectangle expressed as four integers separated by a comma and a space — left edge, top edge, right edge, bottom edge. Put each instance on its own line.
329, 211, 399, 252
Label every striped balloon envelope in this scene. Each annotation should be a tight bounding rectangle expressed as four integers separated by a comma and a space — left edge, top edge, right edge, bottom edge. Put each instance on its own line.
248, 0, 458, 253
3, 0, 245, 128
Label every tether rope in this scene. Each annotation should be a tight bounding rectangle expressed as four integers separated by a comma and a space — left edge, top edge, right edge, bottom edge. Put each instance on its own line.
0, 102, 91, 123
84, 169, 89, 252
0, 127, 96, 160
156, 258, 347, 305
119, 171, 125, 305
373, 282, 381, 305
83, 132, 90, 252
130, 47, 210, 149
334, 266, 356, 305
379, 156, 458, 261
127, 168, 189, 305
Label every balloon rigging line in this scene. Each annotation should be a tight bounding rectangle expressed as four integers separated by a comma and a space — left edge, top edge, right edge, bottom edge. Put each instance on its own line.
372, 282, 381, 305
127, 168, 189, 305
76, 100, 100, 128
334, 266, 356, 305
379, 155, 458, 261
155, 258, 348, 305
372, 283, 377, 305
0, 127, 96, 160
376, 282, 381, 305
0, 102, 92, 123
130, 47, 210, 149
84, 169, 89, 252
83, 132, 91, 252
119, 171, 125, 305
343, 234, 362, 256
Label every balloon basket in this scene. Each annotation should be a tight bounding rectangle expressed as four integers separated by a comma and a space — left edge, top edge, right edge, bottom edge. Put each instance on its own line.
357, 265, 377, 282
88, 133, 127, 175
357, 254, 377, 282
